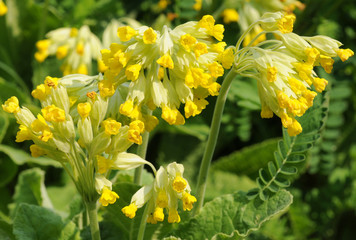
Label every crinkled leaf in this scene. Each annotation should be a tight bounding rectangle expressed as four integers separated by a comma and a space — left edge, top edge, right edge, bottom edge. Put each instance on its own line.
13, 203, 78, 240
166, 190, 293, 239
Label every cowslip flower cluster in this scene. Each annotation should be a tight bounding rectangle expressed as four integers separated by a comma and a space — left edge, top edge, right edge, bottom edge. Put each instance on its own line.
0, 0, 7, 16
99, 15, 233, 131
2, 74, 156, 205
233, 12, 354, 136
221, 0, 304, 47
34, 26, 103, 75
121, 162, 196, 224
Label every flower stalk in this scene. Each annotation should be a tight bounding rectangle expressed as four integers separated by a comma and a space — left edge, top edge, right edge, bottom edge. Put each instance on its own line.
193, 69, 237, 215
85, 201, 101, 240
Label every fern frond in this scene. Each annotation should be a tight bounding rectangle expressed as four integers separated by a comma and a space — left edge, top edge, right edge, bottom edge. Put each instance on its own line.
247, 91, 327, 201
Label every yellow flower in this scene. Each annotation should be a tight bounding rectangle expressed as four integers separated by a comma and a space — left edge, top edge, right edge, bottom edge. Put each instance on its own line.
172, 176, 187, 193
99, 188, 119, 206
168, 208, 181, 223
143, 28, 157, 44
125, 64, 142, 81
193, 0, 202, 11
41, 105, 66, 122
0, 0, 8, 16
122, 203, 138, 219
30, 144, 46, 158
102, 118, 121, 135
277, 14, 296, 34
16, 125, 32, 142
2, 96, 20, 113
182, 192, 197, 211
336, 48, 354, 62
56, 45, 69, 59
117, 26, 136, 42
222, 9, 239, 24
156, 54, 174, 69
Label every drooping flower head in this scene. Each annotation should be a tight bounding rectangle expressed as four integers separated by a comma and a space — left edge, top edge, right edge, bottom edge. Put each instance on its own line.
34, 26, 103, 75
121, 162, 196, 224
234, 12, 353, 136
100, 15, 233, 131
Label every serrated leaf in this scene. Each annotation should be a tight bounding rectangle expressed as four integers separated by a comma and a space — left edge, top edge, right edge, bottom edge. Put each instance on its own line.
166, 190, 293, 239
13, 203, 78, 240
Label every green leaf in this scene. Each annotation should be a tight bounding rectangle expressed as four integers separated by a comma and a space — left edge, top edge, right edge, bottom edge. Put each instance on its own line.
0, 144, 61, 167
0, 219, 15, 240
10, 168, 53, 216
166, 190, 293, 239
13, 203, 78, 240
101, 182, 160, 240
212, 138, 279, 178
0, 112, 9, 143
0, 152, 18, 187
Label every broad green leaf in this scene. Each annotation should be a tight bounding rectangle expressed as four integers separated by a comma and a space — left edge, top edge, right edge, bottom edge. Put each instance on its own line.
212, 138, 279, 178
10, 168, 53, 216
13, 203, 78, 240
165, 190, 293, 239
0, 144, 61, 167
0, 219, 15, 240
99, 182, 163, 240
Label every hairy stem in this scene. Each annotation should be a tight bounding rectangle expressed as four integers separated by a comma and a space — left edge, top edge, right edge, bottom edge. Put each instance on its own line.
193, 69, 237, 215
85, 201, 101, 240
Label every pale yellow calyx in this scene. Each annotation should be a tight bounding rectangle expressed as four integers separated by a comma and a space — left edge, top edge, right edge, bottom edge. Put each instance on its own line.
102, 118, 121, 135
76, 42, 85, 56
143, 28, 157, 44
97, 155, 113, 174
16, 125, 32, 142
193, 42, 208, 58
30, 144, 46, 158
156, 54, 174, 69
172, 175, 187, 193
278, 14, 296, 34
182, 192, 197, 211
56, 45, 69, 59
208, 62, 224, 78
313, 77, 328, 93
336, 48, 354, 62
180, 34, 197, 52
319, 55, 334, 73
2, 96, 20, 113
161, 106, 185, 125
77, 102, 91, 119
267, 67, 278, 82
222, 9, 239, 24
156, 190, 168, 208
122, 203, 138, 219
41, 105, 66, 122
99, 188, 119, 206
117, 26, 137, 42
125, 64, 142, 81
168, 208, 181, 223
153, 207, 164, 222
305, 48, 320, 64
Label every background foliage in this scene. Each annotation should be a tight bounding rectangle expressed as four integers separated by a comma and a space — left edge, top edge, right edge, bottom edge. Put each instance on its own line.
0, 0, 356, 239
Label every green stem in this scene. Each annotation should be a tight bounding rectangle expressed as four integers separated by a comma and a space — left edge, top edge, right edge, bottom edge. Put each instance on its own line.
134, 123, 150, 185
136, 204, 150, 240
193, 69, 237, 216
235, 21, 259, 50
85, 201, 101, 240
